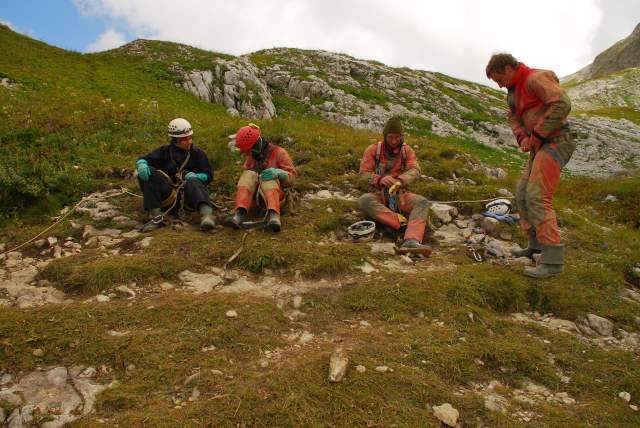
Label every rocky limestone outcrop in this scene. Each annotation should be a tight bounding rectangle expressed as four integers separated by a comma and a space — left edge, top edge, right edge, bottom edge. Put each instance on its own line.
182, 58, 275, 119
567, 68, 640, 111
567, 116, 640, 175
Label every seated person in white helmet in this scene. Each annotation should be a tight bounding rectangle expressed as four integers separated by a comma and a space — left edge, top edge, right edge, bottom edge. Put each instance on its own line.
135, 118, 215, 232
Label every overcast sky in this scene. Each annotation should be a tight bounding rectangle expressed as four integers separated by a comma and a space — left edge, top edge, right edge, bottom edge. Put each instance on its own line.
2, 0, 639, 83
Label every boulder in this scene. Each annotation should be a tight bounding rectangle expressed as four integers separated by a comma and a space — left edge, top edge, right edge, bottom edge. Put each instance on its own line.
578, 314, 613, 337
328, 346, 348, 382
432, 403, 459, 427
430, 203, 458, 224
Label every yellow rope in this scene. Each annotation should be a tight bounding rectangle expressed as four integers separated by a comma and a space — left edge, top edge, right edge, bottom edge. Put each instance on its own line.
435, 196, 515, 204
0, 189, 127, 256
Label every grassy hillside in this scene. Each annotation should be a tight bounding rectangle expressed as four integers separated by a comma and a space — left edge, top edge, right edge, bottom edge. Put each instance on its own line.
1, 25, 640, 427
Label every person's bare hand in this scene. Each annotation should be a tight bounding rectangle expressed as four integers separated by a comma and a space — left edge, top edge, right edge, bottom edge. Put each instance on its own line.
519, 137, 532, 152
380, 175, 399, 188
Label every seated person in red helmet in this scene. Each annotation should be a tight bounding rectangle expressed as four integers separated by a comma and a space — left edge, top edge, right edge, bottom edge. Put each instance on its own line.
135, 118, 215, 232
358, 117, 432, 254
224, 123, 297, 232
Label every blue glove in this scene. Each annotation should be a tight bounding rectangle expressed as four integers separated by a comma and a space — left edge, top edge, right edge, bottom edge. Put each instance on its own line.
261, 168, 288, 181
136, 159, 151, 181
184, 172, 208, 182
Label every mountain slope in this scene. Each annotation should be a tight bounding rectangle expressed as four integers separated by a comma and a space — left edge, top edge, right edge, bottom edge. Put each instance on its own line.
564, 23, 640, 84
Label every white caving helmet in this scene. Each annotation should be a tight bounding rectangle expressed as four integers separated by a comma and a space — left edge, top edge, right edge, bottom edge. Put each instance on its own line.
167, 118, 193, 138
485, 198, 512, 215
347, 220, 376, 241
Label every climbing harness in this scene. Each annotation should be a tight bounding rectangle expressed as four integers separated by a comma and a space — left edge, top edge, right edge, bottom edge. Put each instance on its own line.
138, 150, 191, 231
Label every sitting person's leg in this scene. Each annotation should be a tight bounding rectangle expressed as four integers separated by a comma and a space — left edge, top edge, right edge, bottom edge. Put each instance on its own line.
184, 178, 215, 231
259, 179, 286, 232
397, 192, 432, 255
138, 169, 174, 232
225, 170, 258, 228
358, 192, 402, 231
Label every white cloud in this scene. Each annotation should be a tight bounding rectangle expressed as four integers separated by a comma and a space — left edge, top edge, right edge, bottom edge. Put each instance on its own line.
85, 28, 126, 52
1, 19, 37, 38
73, 0, 607, 82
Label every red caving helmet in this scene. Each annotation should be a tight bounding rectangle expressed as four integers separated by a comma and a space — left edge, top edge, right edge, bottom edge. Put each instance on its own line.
235, 123, 261, 153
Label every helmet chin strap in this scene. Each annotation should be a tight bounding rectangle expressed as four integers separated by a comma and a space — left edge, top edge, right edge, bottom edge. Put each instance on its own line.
251, 137, 266, 157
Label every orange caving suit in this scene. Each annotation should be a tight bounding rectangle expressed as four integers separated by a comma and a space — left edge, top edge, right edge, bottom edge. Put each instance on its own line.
508, 64, 576, 245
235, 142, 297, 214
358, 141, 431, 242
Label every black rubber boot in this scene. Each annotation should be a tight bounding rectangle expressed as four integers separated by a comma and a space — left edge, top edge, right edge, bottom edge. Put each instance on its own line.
511, 230, 542, 259
267, 210, 281, 232
396, 238, 432, 256
223, 208, 246, 229
199, 204, 216, 231
524, 244, 564, 278
141, 208, 163, 233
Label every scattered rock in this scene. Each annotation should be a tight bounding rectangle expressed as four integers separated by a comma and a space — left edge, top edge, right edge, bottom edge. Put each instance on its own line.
430, 203, 458, 224
484, 393, 509, 414
138, 236, 154, 248
432, 403, 459, 427
210, 369, 224, 376
375, 366, 389, 373
399, 255, 413, 265
201, 345, 217, 352
292, 295, 303, 309
0, 366, 115, 427
621, 288, 640, 303
355, 365, 366, 373
32, 348, 44, 357
297, 331, 314, 345
1, 373, 13, 385
358, 262, 376, 274
619, 391, 632, 403
116, 285, 136, 299
225, 310, 238, 318
453, 219, 469, 229
159, 282, 175, 291
178, 270, 223, 294
328, 346, 348, 382
603, 194, 618, 203
481, 216, 500, 235
369, 242, 396, 255
580, 313, 615, 337
498, 188, 514, 197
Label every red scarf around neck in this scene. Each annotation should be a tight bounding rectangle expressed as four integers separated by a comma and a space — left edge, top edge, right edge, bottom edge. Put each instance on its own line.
510, 63, 543, 117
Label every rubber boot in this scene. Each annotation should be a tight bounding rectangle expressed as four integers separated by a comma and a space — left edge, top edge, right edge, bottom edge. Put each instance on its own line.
267, 210, 281, 232
511, 231, 542, 259
396, 238, 432, 256
524, 244, 564, 278
141, 208, 163, 232
223, 208, 246, 229
199, 204, 216, 231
